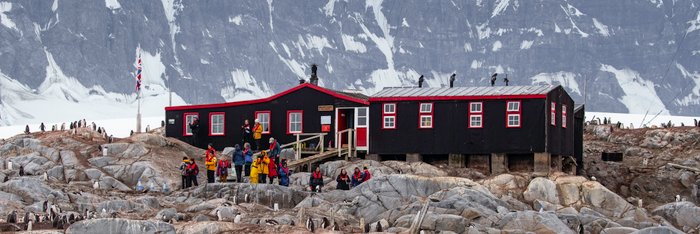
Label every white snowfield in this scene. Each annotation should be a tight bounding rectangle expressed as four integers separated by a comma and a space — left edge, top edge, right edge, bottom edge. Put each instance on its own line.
586, 112, 698, 128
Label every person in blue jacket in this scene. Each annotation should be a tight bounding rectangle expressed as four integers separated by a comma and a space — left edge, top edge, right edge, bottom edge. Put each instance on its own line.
351, 167, 363, 188
243, 143, 253, 179
279, 159, 290, 187
232, 144, 245, 183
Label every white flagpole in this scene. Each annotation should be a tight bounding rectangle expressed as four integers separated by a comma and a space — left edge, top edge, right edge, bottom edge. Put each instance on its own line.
136, 50, 142, 133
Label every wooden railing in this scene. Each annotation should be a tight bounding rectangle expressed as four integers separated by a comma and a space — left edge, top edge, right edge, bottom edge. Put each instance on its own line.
250, 132, 328, 160
336, 128, 355, 160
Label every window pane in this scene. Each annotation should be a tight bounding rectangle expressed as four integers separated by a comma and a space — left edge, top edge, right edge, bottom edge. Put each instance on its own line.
471, 103, 482, 113
420, 115, 432, 127
420, 103, 432, 113
384, 104, 395, 113
358, 108, 367, 117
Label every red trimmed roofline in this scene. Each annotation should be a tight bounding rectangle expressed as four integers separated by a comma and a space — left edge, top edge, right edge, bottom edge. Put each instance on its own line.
165, 83, 369, 111
368, 94, 547, 102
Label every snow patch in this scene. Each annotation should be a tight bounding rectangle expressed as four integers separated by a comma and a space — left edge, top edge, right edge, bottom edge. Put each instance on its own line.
298, 34, 333, 55
687, 12, 700, 34
464, 43, 472, 52
323, 0, 337, 17
492, 41, 502, 51
530, 72, 581, 95
200, 59, 209, 64
554, 23, 561, 33
426, 71, 457, 88
560, 5, 589, 38
52, 0, 58, 12
105, 0, 121, 10
269, 42, 307, 79
470, 60, 482, 69
674, 63, 700, 106
228, 15, 242, 25
0, 2, 17, 31
476, 23, 491, 39
281, 43, 291, 57
491, 0, 510, 18
565, 4, 584, 17
600, 64, 669, 115
592, 18, 610, 36
267, 0, 274, 32
401, 17, 409, 27
220, 69, 273, 102
520, 40, 533, 49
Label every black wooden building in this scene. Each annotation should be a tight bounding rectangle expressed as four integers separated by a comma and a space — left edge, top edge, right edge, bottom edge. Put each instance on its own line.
165, 83, 369, 150
367, 85, 581, 175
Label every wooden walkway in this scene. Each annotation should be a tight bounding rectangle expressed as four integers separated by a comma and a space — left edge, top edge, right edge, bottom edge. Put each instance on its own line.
287, 150, 340, 170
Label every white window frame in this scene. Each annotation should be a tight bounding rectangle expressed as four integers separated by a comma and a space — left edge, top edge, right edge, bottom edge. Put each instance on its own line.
470, 102, 483, 113
383, 116, 396, 129
507, 114, 521, 127
255, 111, 271, 134
550, 102, 556, 126
562, 105, 567, 128
184, 113, 199, 136
469, 115, 483, 128
383, 103, 396, 114
209, 113, 225, 136
507, 101, 520, 112
419, 115, 433, 128
287, 111, 303, 134
419, 103, 433, 113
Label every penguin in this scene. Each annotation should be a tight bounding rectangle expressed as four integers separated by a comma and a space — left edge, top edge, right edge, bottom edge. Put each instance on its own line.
7, 210, 17, 223
216, 209, 223, 221
93, 181, 99, 190
23, 212, 29, 224
265, 219, 279, 225
244, 194, 249, 203
234, 214, 242, 223
364, 222, 370, 233
321, 217, 330, 229
539, 206, 544, 213
637, 199, 643, 208
19, 166, 24, 176
69, 213, 75, 223
43, 201, 49, 213
676, 195, 681, 202
306, 217, 315, 232
376, 221, 383, 232
331, 221, 340, 231
149, 181, 156, 192
590, 176, 597, 181
43, 172, 48, 181
26, 220, 32, 231
100, 208, 107, 218
233, 195, 237, 205
51, 216, 59, 228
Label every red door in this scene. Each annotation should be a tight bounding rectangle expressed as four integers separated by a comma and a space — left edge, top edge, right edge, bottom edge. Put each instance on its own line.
355, 107, 368, 149
337, 109, 348, 144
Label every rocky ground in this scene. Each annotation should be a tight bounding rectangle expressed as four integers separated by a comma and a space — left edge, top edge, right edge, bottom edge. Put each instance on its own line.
0, 126, 697, 233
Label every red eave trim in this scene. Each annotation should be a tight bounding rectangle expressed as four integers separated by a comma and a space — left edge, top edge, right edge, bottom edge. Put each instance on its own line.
165, 83, 369, 111
368, 94, 547, 102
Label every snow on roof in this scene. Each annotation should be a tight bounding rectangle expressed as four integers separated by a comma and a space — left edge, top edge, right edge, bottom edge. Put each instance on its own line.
371, 85, 558, 98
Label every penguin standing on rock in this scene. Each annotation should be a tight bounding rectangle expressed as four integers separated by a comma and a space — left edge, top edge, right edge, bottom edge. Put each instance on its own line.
321, 217, 330, 229
306, 217, 315, 232
7, 210, 17, 223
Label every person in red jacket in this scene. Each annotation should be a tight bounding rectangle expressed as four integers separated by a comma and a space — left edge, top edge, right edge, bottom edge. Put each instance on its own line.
362, 166, 372, 182
267, 157, 278, 184
309, 166, 324, 192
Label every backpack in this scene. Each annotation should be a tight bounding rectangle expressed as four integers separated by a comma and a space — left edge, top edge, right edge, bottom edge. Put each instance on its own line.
244, 150, 253, 163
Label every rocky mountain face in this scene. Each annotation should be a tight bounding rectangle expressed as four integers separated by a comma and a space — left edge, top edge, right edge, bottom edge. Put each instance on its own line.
1, 0, 699, 125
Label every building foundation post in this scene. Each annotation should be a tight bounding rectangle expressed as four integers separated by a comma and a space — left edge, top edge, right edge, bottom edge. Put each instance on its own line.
490, 153, 507, 175
534, 152, 552, 176
448, 154, 465, 168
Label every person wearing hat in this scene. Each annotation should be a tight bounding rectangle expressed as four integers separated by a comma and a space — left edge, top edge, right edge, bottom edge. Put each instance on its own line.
279, 159, 290, 187
179, 157, 190, 189
241, 119, 252, 145
362, 166, 372, 182
253, 119, 263, 151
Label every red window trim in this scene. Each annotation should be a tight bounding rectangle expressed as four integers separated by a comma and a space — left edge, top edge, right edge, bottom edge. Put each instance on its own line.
418, 103, 433, 129
469, 114, 484, 128
183, 112, 199, 136
368, 94, 547, 102
286, 110, 303, 134
562, 104, 567, 128
550, 101, 556, 126
506, 100, 522, 128
506, 114, 522, 128
208, 112, 226, 136
383, 103, 397, 114
254, 111, 271, 134
382, 103, 397, 130
468, 102, 484, 129
469, 102, 483, 113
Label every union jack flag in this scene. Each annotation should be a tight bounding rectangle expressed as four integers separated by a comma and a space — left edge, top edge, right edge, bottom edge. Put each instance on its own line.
135, 55, 142, 91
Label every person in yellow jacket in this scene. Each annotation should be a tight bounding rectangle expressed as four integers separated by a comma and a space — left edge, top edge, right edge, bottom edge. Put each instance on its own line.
256, 151, 270, 183
204, 144, 217, 183
253, 119, 263, 150
250, 156, 260, 184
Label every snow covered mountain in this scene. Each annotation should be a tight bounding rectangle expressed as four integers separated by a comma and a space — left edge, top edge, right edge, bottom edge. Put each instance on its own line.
1, 0, 699, 126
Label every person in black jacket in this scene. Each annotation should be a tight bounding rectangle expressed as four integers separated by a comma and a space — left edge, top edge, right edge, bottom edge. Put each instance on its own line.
336, 169, 350, 190
309, 166, 324, 192
241, 119, 252, 145
189, 117, 200, 147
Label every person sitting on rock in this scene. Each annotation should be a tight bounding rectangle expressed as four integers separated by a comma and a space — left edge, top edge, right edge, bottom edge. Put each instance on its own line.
216, 155, 231, 183
205, 145, 217, 183
309, 166, 324, 192
279, 159, 290, 187
362, 166, 372, 182
179, 157, 189, 189
351, 167, 363, 188
336, 169, 350, 190
258, 151, 270, 184
232, 144, 245, 183
186, 158, 199, 187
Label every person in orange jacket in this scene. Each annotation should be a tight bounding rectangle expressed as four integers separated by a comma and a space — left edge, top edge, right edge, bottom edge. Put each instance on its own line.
205, 143, 217, 183
257, 151, 270, 183
253, 119, 263, 151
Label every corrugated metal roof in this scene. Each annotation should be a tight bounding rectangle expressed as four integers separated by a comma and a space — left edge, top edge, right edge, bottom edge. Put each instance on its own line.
372, 85, 557, 97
